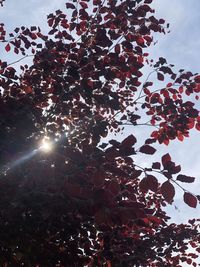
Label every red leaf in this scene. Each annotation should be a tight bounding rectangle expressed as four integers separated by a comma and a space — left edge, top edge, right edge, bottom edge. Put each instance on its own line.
157, 72, 164, 81
80, 1, 88, 8
66, 3, 76, 9
5, 43, 11, 52
139, 175, 158, 193
152, 162, 161, 169
194, 75, 200, 83
148, 216, 162, 225
163, 139, 169, 146
188, 119, 195, 129
143, 35, 152, 43
179, 86, 184, 93
24, 86, 33, 94
195, 122, 200, 131
48, 18, 54, 27
144, 88, 150, 95
162, 171, 172, 179
173, 164, 181, 174
159, 19, 165, 24
177, 132, 184, 141
177, 174, 195, 183
87, 80, 93, 87
167, 82, 173, 87
136, 36, 144, 45
14, 47, 19, 54
146, 175, 158, 192
139, 178, 148, 193
186, 258, 192, 265
161, 153, 171, 167
139, 145, 156, 155
184, 192, 197, 208
151, 130, 159, 139
121, 134, 137, 147
31, 33, 37, 40
161, 181, 175, 203
145, 138, 156, 144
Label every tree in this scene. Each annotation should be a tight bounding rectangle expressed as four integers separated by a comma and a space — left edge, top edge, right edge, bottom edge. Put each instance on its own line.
0, 0, 200, 266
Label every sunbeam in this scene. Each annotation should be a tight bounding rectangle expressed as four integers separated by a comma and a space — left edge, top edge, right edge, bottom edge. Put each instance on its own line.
1, 149, 38, 175
0, 132, 70, 176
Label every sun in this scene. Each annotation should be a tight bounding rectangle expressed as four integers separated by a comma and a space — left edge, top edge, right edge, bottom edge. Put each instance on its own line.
39, 137, 53, 153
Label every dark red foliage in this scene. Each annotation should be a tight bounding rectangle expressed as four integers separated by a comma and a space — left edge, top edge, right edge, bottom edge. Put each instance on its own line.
177, 174, 195, 183
0, 0, 200, 266
139, 144, 156, 154
161, 181, 175, 203
184, 192, 197, 208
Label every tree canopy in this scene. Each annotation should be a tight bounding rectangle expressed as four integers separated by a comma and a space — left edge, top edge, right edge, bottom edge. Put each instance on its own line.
0, 0, 200, 266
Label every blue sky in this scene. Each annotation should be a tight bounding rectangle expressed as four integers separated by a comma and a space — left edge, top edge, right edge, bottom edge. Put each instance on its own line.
150, 0, 200, 222
152, 0, 200, 73
1, 0, 200, 223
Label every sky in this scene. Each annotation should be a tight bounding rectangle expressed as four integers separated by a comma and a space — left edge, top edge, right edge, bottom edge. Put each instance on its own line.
149, 0, 200, 222
0, 0, 200, 224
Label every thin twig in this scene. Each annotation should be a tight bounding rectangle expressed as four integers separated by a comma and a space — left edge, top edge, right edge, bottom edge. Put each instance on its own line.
6, 54, 33, 67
